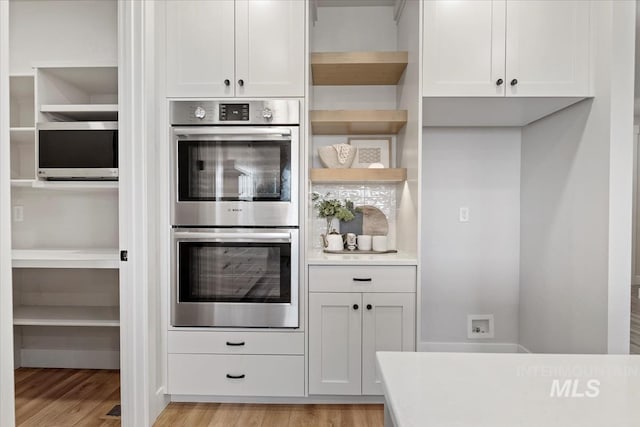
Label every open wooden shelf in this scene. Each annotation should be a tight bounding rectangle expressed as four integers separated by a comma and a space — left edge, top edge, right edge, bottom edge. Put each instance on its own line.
311, 51, 408, 85
310, 110, 407, 135
40, 104, 118, 121
310, 168, 407, 183
14, 306, 120, 327
12, 249, 120, 269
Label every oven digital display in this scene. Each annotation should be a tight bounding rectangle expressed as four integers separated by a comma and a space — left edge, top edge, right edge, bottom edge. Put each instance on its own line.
219, 103, 250, 121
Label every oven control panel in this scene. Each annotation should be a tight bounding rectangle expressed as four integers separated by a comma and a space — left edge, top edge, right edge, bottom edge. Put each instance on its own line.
170, 100, 299, 125
219, 104, 249, 121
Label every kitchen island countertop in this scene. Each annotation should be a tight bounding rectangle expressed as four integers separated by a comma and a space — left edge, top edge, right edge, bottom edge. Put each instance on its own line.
377, 351, 640, 427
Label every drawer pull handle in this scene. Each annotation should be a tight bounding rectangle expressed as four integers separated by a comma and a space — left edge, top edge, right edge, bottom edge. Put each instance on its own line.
226, 374, 245, 379
226, 341, 246, 346
353, 278, 372, 282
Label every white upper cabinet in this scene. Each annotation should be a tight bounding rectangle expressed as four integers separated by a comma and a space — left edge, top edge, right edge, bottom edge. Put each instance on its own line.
505, 1, 590, 97
423, 0, 506, 97
235, 0, 305, 98
166, 0, 305, 98
166, 0, 235, 98
423, 0, 591, 98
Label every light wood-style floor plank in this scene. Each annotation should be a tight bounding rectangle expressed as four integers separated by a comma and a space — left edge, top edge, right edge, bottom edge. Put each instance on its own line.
154, 403, 383, 427
14, 368, 121, 427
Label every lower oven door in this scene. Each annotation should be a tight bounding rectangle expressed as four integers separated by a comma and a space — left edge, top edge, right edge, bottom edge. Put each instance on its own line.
172, 228, 299, 328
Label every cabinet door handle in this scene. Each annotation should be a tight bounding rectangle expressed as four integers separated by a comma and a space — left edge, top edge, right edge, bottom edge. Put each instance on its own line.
496, 78, 504, 86
224, 79, 230, 86
238, 79, 244, 87
366, 304, 373, 310
353, 278, 372, 282
510, 78, 518, 86
353, 304, 359, 310
226, 341, 245, 346
226, 374, 245, 379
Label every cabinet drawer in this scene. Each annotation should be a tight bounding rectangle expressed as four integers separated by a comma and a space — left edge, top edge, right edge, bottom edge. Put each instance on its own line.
168, 331, 304, 355
309, 266, 416, 293
168, 354, 304, 396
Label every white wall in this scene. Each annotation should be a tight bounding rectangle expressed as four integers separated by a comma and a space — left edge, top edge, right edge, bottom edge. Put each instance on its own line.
9, 0, 117, 73
421, 128, 521, 348
519, 1, 635, 354
519, 100, 608, 354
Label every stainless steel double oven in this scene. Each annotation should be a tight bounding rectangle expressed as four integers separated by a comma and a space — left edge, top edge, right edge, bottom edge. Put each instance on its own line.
170, 100, 299, 328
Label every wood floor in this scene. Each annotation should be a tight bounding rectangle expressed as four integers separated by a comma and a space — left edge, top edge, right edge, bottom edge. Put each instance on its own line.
14, 368, 121, 427
154, 403, 384, 427
632, 285, 640, 354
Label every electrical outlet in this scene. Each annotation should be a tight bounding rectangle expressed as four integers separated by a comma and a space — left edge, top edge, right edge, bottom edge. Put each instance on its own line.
459, 206, 470, 222
13, 205, 24, 222
468, 314, 494, 339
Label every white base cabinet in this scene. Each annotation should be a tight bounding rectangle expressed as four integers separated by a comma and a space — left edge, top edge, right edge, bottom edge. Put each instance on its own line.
168, 354, 304, 397
309, 292, 363, 395
167, 330, 305, 397
308, 266, 416, 396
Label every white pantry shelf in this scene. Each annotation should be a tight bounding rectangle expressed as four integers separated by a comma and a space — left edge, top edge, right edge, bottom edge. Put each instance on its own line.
9, 127, 35, 145
13, 306, 120, 327
10, 179, 36, 188
40, 104, 118, 121
12, 249, 120, 269
30, 181, 119, 191
10, 180, 118, 190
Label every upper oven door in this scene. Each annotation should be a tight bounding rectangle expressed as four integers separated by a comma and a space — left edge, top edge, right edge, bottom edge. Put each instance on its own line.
171, 126, 299, 226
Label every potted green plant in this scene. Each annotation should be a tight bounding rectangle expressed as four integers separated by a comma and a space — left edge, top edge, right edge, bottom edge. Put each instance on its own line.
312, 192, 357, 249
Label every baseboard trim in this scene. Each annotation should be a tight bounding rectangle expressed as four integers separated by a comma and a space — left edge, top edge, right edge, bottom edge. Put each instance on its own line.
150, 386, 170, 424
418, 341, 520, 353
517, 344, 532, 353
170, 395, 384, 404
20, 349, 120, 369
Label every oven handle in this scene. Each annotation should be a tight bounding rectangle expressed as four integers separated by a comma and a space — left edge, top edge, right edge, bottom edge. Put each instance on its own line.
173, 127, 292, 138
173, 231, 291, 243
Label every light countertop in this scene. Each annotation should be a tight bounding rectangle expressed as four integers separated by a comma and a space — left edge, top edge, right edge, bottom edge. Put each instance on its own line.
306, 250, 418, 265
377, 351, 640, 427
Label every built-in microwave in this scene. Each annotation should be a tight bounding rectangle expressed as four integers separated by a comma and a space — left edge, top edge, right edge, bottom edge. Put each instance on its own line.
38, 122, 118, 180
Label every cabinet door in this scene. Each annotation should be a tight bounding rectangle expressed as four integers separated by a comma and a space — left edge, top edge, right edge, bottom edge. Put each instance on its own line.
505, 0, 590, 97
309, 293, 362, 395
234, 0, 305, 97
362, 293, 415, 396
166, 0, 235, 97
423, 0, 506, 97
